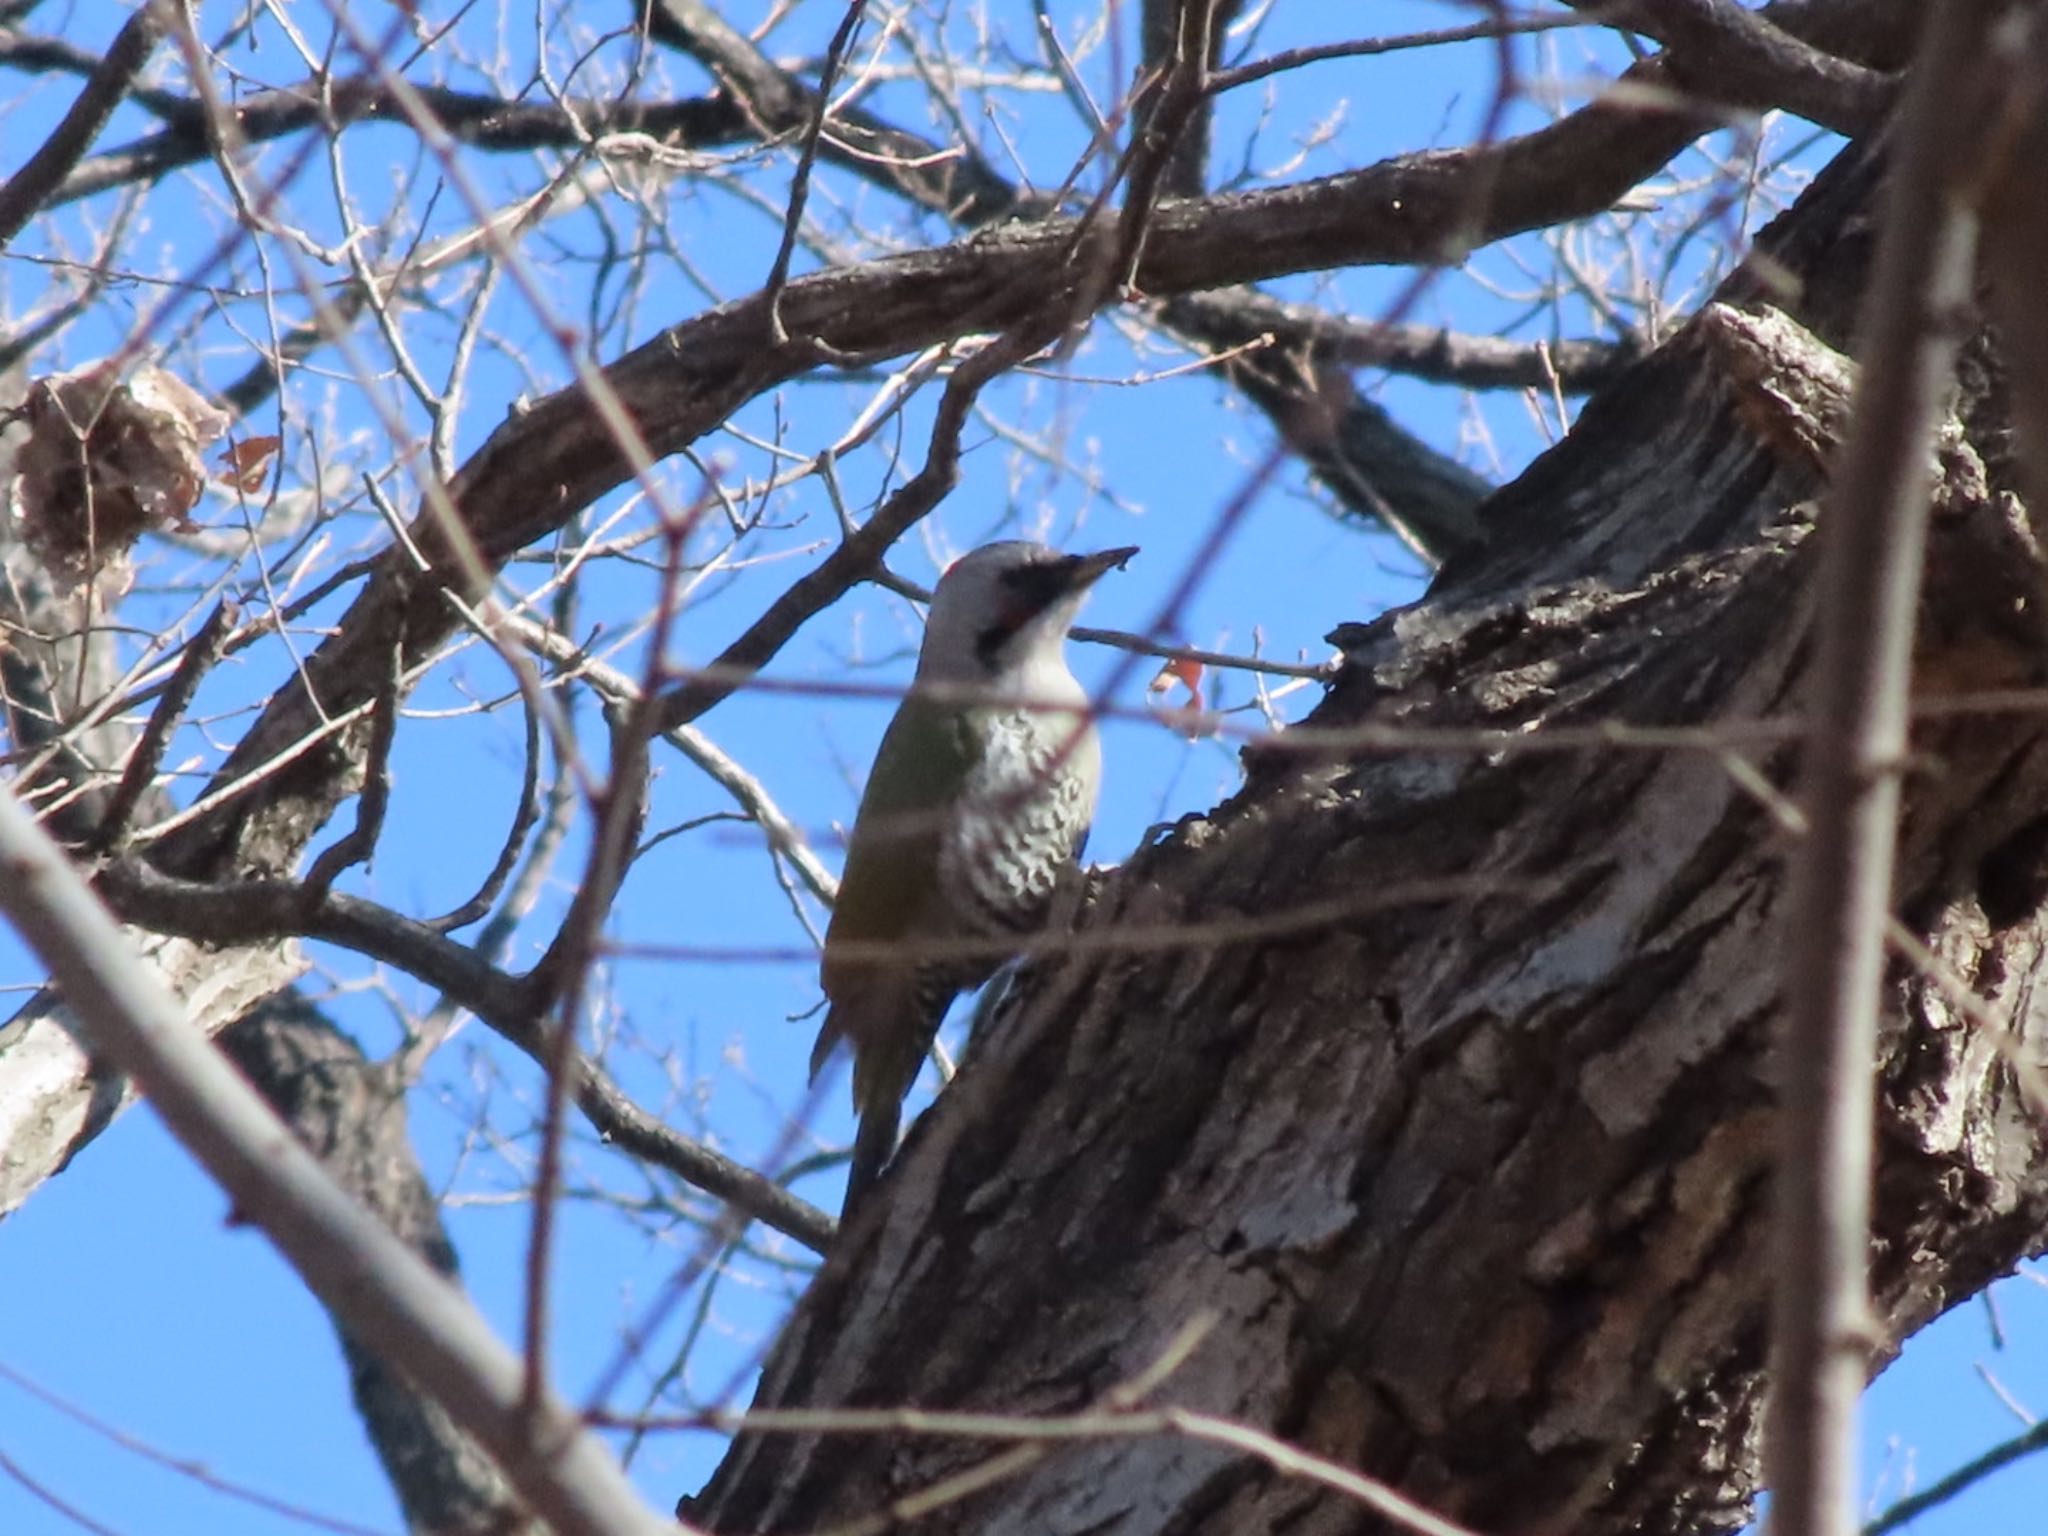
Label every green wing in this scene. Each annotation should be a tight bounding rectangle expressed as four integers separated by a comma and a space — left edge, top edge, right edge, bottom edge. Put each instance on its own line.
822, 695, 983, 983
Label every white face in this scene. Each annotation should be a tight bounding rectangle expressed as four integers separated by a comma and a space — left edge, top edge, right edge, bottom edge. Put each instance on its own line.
917, 541, 1091, 685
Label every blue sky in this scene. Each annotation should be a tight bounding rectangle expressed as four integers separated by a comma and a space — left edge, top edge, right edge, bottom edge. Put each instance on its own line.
1, 2, 2043, 1533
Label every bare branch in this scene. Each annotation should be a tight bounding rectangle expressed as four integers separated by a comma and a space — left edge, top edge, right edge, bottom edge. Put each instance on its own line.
1164, 289, 1638, 394
626, 0, 1665, 554
91, 597, 234, 854
640, 0, 1024, 223
0, 784, 676, 1536
653, 322, 1069, 734
221, 996, 540, 1536
504, 612, 838, 907
426, 684, 546, 932
761, 0, 871, 343
1864, 1414, 2048, 1535
1770, 6, 2000, 1536
93, 860, 838, 1253
1137, 0, 1245, 199
1160, 293, 1501, 563
0, 49, 743, 209
301, 631, 401, 900
1571, 0, 1894, 134
1205, 12, 1591, 96
1113, 0, 1229, 283
0, 0, 168, 247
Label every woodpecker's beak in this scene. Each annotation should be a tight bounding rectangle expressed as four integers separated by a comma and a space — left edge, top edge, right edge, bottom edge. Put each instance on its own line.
1063, 545, 1139, 589
992, 546, 1139, 634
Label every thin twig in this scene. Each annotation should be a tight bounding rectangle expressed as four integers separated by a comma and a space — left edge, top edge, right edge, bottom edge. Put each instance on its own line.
1114, 0, 1223, 287
661, 1400, 1485, 1536
502, 611, 838, 905
303, 629, 403, 900
1770, 8, 1999, 1536
521, 496, 708, 1417
654, 322, 1065, 734
0, 1359, 388, 1536
0, 1448, 122, 1536
1863, 1417, 2048, 1535
426, 682, 545, 931
91, 597, 235, 853
762, 0, 870, 344
1205, 11, 1586, 95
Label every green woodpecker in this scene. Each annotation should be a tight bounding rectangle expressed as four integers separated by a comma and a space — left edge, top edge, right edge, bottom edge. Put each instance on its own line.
815, 540, 1137, 1213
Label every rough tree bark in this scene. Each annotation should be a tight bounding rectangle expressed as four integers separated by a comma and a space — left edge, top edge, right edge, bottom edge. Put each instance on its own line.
690, 137, 2048, 1536
6, 9, 2040, 1532
0, 0, 1932, 1239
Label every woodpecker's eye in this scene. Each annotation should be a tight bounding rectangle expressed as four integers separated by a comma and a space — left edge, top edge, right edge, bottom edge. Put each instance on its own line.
999, 560, 1075, 611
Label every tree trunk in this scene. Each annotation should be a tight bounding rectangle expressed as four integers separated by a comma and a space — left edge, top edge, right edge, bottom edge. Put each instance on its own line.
691, 136, 2048, 1536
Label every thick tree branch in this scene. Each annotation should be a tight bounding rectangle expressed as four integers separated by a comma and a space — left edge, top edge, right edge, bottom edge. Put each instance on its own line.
0, 1, 168, 246
686, 132, 2048, 1536
1563, 0, 1893, 133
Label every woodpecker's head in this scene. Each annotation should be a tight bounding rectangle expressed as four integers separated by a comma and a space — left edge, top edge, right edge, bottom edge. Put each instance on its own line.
915, 540, 1137, 685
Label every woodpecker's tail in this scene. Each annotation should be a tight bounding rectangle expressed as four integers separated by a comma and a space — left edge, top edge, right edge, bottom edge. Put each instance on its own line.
813, 995, 916, 1215
817, 976, 945, 1216
841, 1098, 902, 1217
841, 1012, 925, 1215
808, 1013, 842, 1084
